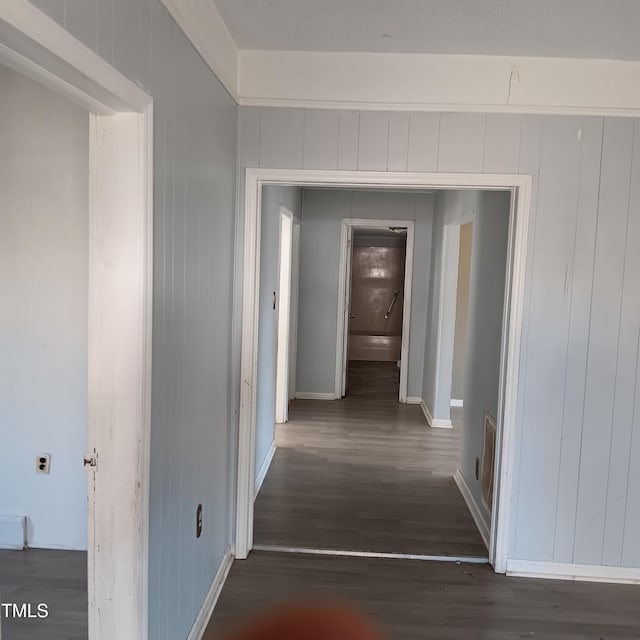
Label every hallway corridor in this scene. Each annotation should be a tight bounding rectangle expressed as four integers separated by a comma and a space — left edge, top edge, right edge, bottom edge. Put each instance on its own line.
253, 397, 486, 559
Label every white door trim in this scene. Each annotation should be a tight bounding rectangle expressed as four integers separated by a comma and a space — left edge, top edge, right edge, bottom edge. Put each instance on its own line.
237, 169, 532, 576
335, 218, 415, 403
0, 2, 153, 638
275, 207, 294, 424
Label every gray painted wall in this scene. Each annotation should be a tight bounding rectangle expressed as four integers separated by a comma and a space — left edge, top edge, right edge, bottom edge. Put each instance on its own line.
0, 65, 88, 551
460, 192, 510, 515
27, 1, 238, 637
296, 189, 433, 398
237, 107, 640, 569
255, 186, 302, 481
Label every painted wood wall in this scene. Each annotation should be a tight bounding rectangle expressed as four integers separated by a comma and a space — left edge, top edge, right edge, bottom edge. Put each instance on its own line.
0, 65, 89, 551
238, 107, 640, 569
26, 1, 239, 638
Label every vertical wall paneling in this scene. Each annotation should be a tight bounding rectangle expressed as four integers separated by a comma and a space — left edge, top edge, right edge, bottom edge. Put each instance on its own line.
238, 106, 260, 168
483, 114, 523, 174
303, 109, 340, 170
65, 0, 99, 52
514, 117, 583, 560
95, 0, 115, 66
603, 121, 640, 566
621, 123, 640, 568
357, 111, 389, 171
553, 117, 604, 563
387, 112, 410, 172
437, 113, 486, 173
337, 110, 359, 170
508, 114, 542, 554
259, 108, 304, 169
113, 0, 143, 86
573, 118, 635, 565
407, 112, 439, 172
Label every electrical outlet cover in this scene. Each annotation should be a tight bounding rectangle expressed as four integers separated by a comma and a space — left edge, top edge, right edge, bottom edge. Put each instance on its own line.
36, 454, 51, 474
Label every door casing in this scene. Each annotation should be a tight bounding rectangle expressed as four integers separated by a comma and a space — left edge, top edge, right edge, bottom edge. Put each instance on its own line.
336, 218, 415, 401
236, 168, 532, 577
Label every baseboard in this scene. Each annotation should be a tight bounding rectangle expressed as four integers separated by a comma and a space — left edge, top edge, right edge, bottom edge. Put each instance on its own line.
294, 392, 337, 400
450, 398, 464, 407
506, 559, 640, 585
454, 469, 490, 550
0, 515, 26, 549
254, 441, 276, 500
186, 546, 234, 640
420, 400, 453, 428
406, 396, 422, 405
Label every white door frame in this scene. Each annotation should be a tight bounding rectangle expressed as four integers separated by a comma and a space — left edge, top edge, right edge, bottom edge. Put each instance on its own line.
275, 206, 294, 424
0, 2, 153, 638
336, 219, 415, 402
237, 168, 532, 576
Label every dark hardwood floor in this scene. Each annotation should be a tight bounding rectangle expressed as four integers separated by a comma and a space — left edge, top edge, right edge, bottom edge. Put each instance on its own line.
346, 360, 400, 400
206, 551, 640, 639
254, 393, 486, 558
0, 549, 87, 639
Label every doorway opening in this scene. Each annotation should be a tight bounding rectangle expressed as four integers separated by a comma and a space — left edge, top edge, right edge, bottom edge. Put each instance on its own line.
237, 171, 532, 577
337, 220, 414, 402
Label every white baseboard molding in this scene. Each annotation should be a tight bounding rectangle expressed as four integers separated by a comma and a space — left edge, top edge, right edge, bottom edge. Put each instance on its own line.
506, 559, 640, 585
420, 400, 453, 428
254, 441, 276, 500
0, 515, 26, 550
406, 396, 422, 405
454, 469, 490, 550
294, 392, 337, 400
186, 546, 234, 640
450, 398, 464, 407
27, 543, 87, 551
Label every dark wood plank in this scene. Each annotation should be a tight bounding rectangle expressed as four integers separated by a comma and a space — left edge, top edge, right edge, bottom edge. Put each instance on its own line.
0, 549, 87, 639
254, 396, 486, 557
206, 551, 640, 640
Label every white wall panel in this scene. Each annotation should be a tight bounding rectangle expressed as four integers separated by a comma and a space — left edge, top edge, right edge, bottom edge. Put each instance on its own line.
514, 117, 583, 561
357, 111, 389, 171
438, 113, 486, 173
574, 119, 636, 565
553, 117, 604, 563
603, 122, 640, 566
483, 114, 523, 173
387, 112, 410, 172
337, 110, 359, 170
303, 109, 340, 169
259, 108, 304, 169
621, 122, 640, 568
407, 112, 439, 172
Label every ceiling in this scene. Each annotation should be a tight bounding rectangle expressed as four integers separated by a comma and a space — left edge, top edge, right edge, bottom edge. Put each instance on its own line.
213, 0, 640, 60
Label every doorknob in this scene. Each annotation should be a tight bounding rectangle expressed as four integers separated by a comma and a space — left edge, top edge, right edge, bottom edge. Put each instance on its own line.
83, 456, 97, 468
349, 314, 356, 319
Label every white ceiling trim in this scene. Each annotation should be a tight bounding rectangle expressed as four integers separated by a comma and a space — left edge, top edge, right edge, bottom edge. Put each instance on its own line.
238, 50, 640, 117
161, 0, 238, 100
